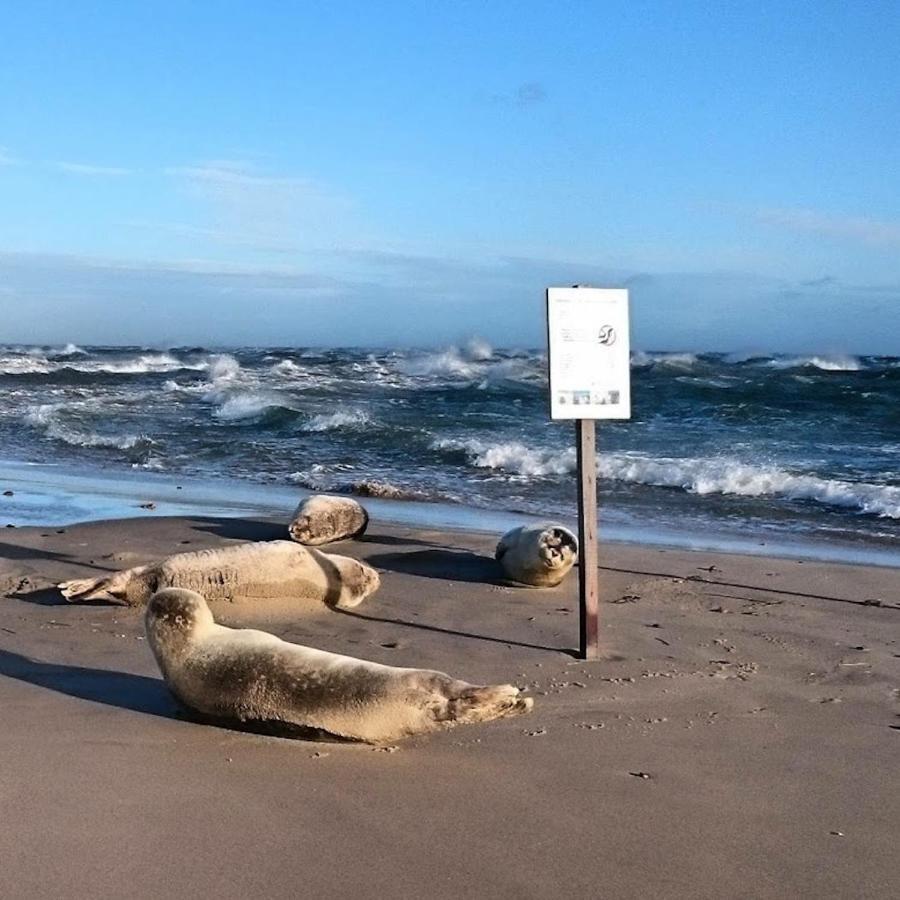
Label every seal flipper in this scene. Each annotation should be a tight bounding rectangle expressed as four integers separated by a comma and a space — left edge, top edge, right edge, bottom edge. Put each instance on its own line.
58, 566, 145, 603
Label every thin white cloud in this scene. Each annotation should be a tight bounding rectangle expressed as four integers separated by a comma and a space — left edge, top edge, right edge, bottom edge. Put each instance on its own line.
165, 160, 356, 253
754, 206, 900, 248
53, 161, 133, 176
164, 160, 314, 188
0, 146, 20, 166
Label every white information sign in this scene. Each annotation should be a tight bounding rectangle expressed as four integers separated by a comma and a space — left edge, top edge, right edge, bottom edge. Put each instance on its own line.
546, 287, 631, 420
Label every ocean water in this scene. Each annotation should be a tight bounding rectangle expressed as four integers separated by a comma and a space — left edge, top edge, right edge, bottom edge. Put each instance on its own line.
0, 342, 898, 562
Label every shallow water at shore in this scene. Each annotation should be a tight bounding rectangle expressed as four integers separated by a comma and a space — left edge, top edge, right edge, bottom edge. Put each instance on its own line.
2, 459, 898, 568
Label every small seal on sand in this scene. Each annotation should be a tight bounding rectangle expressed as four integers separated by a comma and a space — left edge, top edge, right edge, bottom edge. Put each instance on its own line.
58, 540, 379, 609
289, 494, 369, 545
145, 588, 533, 743
495, 524, 578, 587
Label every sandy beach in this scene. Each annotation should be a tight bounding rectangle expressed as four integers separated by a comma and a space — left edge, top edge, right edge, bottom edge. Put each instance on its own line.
0, 514, 897, 899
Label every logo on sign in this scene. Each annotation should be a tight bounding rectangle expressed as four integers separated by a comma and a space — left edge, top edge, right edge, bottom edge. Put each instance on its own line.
598, 325, 616, 346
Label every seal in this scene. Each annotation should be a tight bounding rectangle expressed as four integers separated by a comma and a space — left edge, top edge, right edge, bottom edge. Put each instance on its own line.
289, 494, 369, 545
145, 588, 533, 743
58, 540, 380, 609
495, 523, 578, 587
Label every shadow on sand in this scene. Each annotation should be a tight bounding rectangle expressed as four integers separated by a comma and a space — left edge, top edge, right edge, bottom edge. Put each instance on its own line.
334, 608, 577, 657
0, 647, 177, 718
188, 517, 288, 542
598, 565, 899, 609
0, 648, 349, 742
365, 548, 507, 585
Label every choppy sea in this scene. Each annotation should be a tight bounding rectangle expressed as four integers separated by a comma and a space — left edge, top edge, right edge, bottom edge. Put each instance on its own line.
1, 341, 898, 565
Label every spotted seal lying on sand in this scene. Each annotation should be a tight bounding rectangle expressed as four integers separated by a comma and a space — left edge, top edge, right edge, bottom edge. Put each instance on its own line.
58, 540, 379, 609
145, 588, 533, 743
495, 523, 578, 587
289, 494, 369, 545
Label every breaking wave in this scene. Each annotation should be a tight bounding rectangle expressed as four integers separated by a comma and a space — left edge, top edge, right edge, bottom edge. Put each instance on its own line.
431, 437, 576, 477
397, 348, 479, 379
631, 351, 700, 370
765, 354, 862, 372
47, 343, 87, 358
214, 392, 294, 423
25, 404, 155, 453
464, 336, 494, 361
599, 454, 899, 518
431, 437, 900, 518
301, 410, 373, 432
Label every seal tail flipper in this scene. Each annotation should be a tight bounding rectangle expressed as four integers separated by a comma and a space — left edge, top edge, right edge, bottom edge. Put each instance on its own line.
443, 683, 534, 726
58, 567, 141, 603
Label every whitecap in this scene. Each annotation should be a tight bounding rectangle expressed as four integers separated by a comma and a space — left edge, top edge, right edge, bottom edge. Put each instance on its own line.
47, 343, 87, 358
598, 453, 900, 518
768, 354, 862, 372
208, 353, 241, 381
25, 403, 153, 451
271, 359, 307, 377
630, 351, 700, 370
301, 410, 373, 432
397, 348, 478, 379
463, 336, 494, 362
214, 393, 285, 422
431, 437, 575, 477
0, 356, 51, 375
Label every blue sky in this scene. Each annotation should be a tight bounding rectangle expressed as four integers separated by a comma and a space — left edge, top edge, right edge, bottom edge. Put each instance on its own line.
1, 1, 899, 351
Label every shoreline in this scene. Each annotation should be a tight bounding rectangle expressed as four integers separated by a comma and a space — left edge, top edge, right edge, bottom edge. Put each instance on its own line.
1, 456, 898, 569
0, 513, 897, 898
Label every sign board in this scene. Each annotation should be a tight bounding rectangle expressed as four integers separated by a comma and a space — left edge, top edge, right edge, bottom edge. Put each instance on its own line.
546, 287, 631, 420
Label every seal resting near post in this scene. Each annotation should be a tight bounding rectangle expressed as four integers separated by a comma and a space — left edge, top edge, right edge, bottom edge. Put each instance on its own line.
289, 494, 369, 545
145, 588, 533, 743
495, 523, 578, 587
58, 540, 379, 609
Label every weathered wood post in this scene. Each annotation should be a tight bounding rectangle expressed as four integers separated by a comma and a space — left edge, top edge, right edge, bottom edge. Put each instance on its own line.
546, 287, 631, 659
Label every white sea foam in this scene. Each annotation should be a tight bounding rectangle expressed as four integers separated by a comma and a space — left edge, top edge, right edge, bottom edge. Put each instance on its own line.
630, 351, 700, 369
769, 354, 862, 372
398, 348, 478, 379
0, 356, 51, 375
271, 359, 307, 377
47, 343, 87, 358
463, 336, 494, 362
597, 453, 900, 518
25, 403, 151, 451
477, 357, 545, 389
0, 350, 208, 376
301, 410, 373, 432
84, 353, 195, 374
208, 353, 241, 381
432, 437, 900, 518
431, 437, 576, 477
214, 393, 285, 422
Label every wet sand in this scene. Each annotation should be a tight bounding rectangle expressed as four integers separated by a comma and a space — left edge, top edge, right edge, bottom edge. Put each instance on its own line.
1, 515, 898, 898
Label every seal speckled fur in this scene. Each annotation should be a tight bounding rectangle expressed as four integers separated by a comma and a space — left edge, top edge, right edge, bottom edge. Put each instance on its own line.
58, 540, 379, 608
145, 588, 533, 743
495, 524, 578, 587
289, 495, 369, 546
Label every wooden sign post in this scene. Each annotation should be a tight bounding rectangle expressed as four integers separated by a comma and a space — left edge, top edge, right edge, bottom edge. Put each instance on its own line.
546, 287, 631, 660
